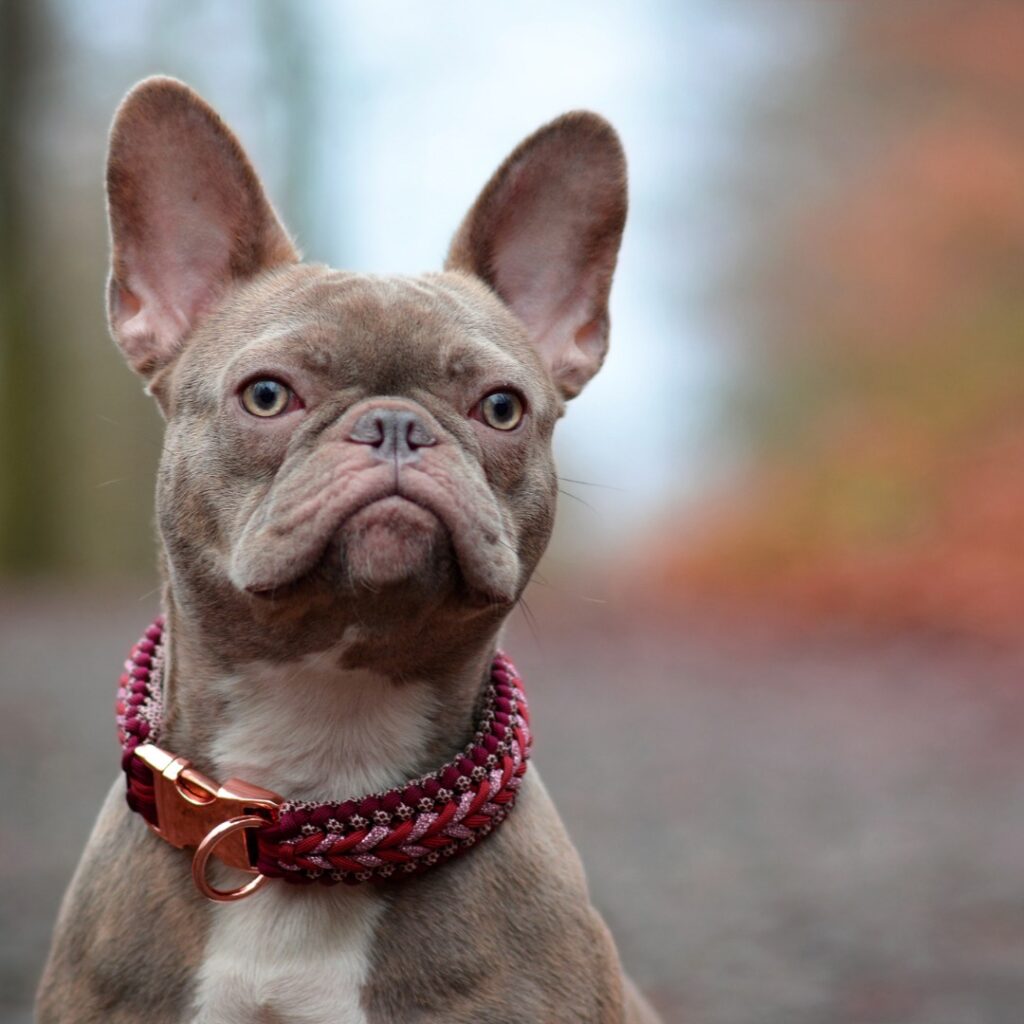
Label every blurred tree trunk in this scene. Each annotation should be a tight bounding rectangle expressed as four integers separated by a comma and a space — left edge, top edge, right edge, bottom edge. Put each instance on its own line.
0, 0, 59, 572
0, 0, 322, 579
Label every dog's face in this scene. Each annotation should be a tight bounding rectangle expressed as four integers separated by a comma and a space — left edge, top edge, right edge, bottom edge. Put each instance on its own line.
155, 268, 559, 641
105, 79, 626, 665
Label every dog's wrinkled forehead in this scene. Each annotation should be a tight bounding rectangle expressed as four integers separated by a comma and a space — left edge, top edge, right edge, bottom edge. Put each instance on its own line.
106, 74, 627, 437
164, 265, 559, 423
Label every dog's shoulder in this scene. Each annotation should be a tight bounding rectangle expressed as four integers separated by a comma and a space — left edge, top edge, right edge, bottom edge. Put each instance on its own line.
363, 771, 631, 1023
37, 779, 206, 1024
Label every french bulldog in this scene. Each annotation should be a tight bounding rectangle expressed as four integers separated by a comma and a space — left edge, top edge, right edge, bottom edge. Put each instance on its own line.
37, 76, 659, 1024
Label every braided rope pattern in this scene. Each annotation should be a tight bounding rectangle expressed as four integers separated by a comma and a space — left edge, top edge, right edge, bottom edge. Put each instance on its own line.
116, 617, 166, 829
116, 618, 531, 885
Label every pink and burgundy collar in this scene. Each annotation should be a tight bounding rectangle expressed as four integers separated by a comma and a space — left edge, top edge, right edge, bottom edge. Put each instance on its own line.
117, 616, 531, 902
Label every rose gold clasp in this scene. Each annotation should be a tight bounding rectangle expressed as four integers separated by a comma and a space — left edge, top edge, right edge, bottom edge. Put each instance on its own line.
134, 743, 281, 897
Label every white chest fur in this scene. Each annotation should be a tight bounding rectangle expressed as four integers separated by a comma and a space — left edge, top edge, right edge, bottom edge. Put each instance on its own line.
191, 652, 439, 1023
193, 884, 383, 1024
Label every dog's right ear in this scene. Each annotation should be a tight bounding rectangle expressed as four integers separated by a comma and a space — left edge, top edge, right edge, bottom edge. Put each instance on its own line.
446, 112, 627, 400
106, 77, 298, 381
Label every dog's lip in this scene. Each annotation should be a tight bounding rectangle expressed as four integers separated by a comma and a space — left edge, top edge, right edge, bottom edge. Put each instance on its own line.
244, 574, 307, 600
235, 462, 519, 606
395, 473, 517, 605
342, 490, 450, 543
242, 490, 444, 597
356, 492, 437, 520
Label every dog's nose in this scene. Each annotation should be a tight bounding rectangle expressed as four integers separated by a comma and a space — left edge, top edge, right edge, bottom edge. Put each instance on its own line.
349, 407, 437, 462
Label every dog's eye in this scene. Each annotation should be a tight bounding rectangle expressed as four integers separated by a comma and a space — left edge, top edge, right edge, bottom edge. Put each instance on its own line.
240, 379, 293, 417
478, 391, 524, 431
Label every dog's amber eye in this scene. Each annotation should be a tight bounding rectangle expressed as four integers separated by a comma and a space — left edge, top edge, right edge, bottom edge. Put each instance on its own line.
240, 379, 292, 417
479, 391, 524, 431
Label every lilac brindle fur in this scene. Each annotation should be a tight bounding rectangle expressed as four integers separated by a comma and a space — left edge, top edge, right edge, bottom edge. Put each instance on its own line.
38, 77, 659, 1024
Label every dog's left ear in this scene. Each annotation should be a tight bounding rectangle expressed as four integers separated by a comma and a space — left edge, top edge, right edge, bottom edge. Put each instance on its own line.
446, 112, 627, 399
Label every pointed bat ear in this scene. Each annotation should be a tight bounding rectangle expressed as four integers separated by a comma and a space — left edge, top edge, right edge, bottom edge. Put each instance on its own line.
446, 112, 627, 399
105, 76, 298, 380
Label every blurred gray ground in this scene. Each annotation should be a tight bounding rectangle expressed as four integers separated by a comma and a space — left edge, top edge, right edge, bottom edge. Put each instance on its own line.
3, 585, 1024, 1024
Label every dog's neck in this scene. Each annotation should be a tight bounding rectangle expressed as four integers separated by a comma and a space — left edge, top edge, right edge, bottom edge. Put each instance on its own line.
155, 594, 502, 803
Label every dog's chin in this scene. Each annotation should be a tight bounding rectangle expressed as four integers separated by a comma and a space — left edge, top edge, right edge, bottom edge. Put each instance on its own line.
336, 496, 452, 593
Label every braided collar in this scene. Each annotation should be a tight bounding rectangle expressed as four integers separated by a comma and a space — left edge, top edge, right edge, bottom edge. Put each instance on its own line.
117, 616, 531, 901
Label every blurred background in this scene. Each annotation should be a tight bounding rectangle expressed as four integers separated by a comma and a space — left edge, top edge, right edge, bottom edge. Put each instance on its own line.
3, 2, 1024, 1022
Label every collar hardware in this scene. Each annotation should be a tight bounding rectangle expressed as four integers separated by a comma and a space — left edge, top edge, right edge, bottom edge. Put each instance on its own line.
133, 742, 281, 874
192, 814, 277, 902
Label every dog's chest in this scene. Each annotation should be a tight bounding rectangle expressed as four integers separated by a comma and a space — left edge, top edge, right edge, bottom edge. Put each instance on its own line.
191, 653, 440, 1023
193, 884, 383, 1024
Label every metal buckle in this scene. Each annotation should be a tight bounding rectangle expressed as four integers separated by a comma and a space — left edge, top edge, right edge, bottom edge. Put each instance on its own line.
134, 743, 281, 884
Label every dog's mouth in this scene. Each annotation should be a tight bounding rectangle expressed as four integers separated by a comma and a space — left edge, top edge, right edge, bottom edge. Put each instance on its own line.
335, 494, 450, 589
233, 469, 520, 607
242, 493, 449, 598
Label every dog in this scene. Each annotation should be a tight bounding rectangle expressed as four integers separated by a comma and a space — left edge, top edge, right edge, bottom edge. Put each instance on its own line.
37, 77, 658, 1024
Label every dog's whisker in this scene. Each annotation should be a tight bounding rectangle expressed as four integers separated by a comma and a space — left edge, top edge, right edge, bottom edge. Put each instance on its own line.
95, 414, 163, 451
557, 487, 600, 515
527, 565, 553, 588
516, 596, 543, 652
557, 475, 628, 492
526, 574, 608, 606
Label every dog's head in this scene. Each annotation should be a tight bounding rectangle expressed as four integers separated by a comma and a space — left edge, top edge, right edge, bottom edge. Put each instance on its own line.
106, 78, 626, 662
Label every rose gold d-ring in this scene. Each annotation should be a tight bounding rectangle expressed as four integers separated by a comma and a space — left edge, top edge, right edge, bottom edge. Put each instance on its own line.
192, 815, 271, 903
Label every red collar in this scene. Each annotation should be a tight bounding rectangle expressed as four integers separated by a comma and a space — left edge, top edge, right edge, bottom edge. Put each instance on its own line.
117, 617, 531, 902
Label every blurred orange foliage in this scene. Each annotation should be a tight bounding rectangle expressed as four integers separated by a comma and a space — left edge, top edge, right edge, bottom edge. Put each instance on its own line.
641, 3, 1024, 641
